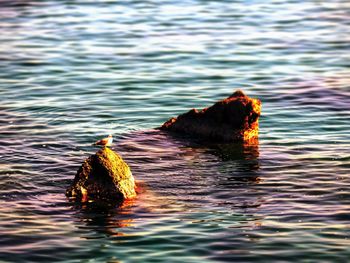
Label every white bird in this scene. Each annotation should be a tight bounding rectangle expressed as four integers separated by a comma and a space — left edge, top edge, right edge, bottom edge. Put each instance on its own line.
93, 134, 113, 147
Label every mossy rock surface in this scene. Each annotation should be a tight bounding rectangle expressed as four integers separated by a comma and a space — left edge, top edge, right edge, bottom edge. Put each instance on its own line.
66, 147, 136, 202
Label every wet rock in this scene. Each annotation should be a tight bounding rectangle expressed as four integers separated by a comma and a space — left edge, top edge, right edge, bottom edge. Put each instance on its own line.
160, 90, 261, 143
66, 147, 136, 203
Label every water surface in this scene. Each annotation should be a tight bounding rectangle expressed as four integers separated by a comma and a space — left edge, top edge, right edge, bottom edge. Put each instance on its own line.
1, 0, 350, 262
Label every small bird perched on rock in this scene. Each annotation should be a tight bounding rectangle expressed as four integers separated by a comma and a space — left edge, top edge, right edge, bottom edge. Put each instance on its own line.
93, 134, 113, 147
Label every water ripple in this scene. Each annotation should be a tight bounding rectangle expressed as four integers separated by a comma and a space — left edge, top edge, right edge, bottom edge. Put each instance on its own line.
1, 0, 350, 262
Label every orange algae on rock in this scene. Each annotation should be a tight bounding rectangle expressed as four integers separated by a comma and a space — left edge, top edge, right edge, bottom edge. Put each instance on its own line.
66, 147, 136, 203
160, 90, 261, 143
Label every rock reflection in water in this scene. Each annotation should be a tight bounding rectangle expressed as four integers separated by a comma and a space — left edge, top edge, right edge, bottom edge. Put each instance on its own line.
71, 198, 136, 238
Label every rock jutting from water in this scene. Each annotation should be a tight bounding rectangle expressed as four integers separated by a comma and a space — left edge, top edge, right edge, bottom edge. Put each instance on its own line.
160, 90, 261, 143
66, 147, 136, 203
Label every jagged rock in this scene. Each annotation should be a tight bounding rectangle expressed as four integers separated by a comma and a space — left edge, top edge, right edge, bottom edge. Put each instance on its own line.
66, 147, 136, 202
160, 90, 261, 143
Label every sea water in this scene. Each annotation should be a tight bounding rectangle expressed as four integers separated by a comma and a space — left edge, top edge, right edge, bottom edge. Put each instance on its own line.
0, 1, 349, 262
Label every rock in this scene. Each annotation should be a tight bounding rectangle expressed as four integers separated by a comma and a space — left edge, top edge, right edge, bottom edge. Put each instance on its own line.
160, 90, 261, 143
66, 147, 136, 203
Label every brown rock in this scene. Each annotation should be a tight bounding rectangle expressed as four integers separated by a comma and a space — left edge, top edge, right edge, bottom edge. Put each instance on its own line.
66, 147, 136, 202
160, 90, 261, 143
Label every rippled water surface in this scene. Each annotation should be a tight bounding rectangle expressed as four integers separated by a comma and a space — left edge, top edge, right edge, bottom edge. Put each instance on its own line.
1, 0, 350, 262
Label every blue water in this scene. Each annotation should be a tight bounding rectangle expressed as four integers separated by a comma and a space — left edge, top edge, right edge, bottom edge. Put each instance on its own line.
1, 0, 350, 262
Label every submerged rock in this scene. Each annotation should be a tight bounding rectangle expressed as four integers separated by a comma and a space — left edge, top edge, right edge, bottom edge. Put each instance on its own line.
160, 90, 261, 143
66, 147, 136, 203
